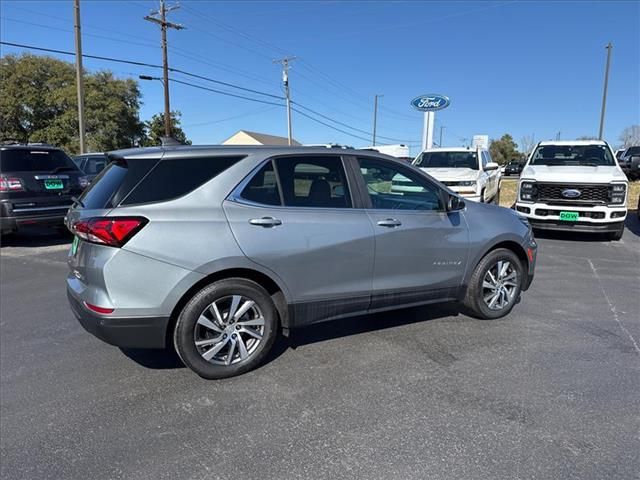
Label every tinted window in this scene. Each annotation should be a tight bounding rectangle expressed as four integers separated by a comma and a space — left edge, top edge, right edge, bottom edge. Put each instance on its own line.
359, 158, 443, 211
85, 157, 107, 175
274, 156, 351, 208
625, 146, 640, 156
122, 156, 243, 205
240, 161, 282, 206
0, 149, 79, 173
80, 158, 159, 209
414, 151, 479, 170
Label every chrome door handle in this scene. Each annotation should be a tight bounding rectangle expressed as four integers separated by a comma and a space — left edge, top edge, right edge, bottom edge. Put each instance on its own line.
249, 216, 282, 227
377, 218, 402, 228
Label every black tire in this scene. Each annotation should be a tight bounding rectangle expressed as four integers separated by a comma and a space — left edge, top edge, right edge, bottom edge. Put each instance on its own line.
607, 224, 624, 241
480, 188, 486, 203
462, 248, 524, 320
173, 278, 279, 379
493, 187, 501, 205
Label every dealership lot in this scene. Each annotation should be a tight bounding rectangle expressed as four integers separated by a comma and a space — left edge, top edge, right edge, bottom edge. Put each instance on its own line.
1, 223, 639, 480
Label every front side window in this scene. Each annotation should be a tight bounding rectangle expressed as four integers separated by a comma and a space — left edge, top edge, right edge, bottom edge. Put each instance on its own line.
530, 144, 615, 166
274, 156, 351, 208
413, 150, 479, 170
358, 158, 443, 211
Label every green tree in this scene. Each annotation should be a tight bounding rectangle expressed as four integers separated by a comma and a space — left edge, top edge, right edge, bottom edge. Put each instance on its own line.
140, 111, 192, 146
489, 134, 521, 165
0, 54, 145, 153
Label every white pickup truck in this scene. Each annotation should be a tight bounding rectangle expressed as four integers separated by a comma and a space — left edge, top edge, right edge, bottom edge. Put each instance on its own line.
412, 147, 501, 203
515, 141, 628, 240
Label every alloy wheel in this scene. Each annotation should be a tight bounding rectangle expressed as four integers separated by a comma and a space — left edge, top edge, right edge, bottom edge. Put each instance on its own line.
482, 260, 519, 311
193, 295, 265, 365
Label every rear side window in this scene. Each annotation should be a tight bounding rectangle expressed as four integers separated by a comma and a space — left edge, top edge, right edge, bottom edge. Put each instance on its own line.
0, 149, 78, 173
122, 156, 244, 206
240, 161, 282, 206
274, 156, 351, 208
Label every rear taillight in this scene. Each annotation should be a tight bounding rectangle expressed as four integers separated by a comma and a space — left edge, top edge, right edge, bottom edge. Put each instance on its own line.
71, 216, 147, 247
0, 176, 25, 192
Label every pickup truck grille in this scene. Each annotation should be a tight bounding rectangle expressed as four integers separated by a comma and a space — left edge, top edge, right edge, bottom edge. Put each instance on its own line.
536, 183, 609, 205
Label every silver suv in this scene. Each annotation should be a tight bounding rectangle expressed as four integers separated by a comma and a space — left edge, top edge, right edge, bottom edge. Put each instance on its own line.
66, 146, 537, 379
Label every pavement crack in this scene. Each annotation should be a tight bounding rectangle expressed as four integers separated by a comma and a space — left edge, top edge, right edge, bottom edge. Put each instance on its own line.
587, 259, 640, 356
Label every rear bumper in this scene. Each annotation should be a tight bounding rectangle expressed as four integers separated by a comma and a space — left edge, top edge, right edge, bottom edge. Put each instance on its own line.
1, 212, 68, 233
67, 288, 170, 349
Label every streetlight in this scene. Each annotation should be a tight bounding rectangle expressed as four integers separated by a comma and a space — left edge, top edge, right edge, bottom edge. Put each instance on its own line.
139, 75, 163, 83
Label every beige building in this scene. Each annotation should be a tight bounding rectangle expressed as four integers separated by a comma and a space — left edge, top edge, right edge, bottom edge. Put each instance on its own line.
222, 130, 301, 146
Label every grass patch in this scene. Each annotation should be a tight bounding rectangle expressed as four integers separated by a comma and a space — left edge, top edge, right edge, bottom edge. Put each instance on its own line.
498, 178, 639, 210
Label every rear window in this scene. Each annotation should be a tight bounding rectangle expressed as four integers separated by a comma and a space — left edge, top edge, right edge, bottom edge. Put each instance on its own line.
0, 149, 78, 173
625, 147, 640, 156
79, 155, 244, 209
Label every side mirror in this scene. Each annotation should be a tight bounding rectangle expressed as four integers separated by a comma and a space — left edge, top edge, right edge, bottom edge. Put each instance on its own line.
485, 162, 500, 171
447, 195, 465, 212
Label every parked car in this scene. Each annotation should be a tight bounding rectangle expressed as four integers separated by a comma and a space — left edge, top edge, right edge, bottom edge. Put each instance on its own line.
65, 146, 537, 379
1, 143, 88, 235
619, 146, 640, 179
504, 160, 524, 176
73, 152, 108, 182
615, 148, 626, 162
515, 140, 628, 240
412, 147, 501, 203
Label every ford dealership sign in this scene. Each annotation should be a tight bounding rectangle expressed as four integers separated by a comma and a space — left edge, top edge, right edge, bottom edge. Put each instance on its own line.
411, 94, 450, 111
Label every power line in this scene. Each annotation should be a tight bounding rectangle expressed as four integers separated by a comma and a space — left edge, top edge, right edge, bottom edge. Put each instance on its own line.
292, 102, 415, 143
169, 78, 285, 107
0, 41, 283, 100
291, 107, 372, 143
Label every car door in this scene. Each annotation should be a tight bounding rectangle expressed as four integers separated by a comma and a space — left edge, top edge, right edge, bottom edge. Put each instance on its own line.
353, 156, 469, 310
223, 155, 375, 325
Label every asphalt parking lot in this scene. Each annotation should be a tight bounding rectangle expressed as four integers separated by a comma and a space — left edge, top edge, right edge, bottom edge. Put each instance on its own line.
1, 220, 639, 480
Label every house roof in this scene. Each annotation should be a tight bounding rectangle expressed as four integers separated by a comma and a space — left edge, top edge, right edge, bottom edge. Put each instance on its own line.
224, 130, 301, 146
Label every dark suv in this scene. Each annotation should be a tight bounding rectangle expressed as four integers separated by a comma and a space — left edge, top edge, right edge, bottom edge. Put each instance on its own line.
0, 144, 88, 234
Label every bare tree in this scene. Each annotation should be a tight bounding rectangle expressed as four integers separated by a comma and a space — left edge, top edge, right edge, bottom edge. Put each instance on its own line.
519, 134, 536, 158
619, 125, 640, 148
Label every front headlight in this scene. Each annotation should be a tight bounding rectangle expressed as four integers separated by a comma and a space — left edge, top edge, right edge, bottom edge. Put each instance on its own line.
609, 183, 627, 204
458, 181, 476, 187
519, 181, 537, 202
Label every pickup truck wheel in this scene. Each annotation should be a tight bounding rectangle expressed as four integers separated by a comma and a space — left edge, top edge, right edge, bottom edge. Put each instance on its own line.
463, 248, 523, 320
608, 224, 624, 241
493, 188, 501, 205
173, 278, 279, 379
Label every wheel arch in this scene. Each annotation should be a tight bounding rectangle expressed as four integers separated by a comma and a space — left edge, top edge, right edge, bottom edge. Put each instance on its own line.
166, 267, 290, 348
463, 238, 530, 289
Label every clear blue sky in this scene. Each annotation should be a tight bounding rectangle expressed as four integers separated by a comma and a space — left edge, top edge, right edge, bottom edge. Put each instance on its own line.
1, 0, 639, 153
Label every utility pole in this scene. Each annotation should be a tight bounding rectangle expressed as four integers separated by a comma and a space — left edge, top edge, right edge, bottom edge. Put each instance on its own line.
598, 42, 613, 140
372, 94, 382, 146
274, 57, 296, 145
144, 0, 184, 138
556, 131, 561, 141
439, 126, 445, 147
73, 0, 86, 154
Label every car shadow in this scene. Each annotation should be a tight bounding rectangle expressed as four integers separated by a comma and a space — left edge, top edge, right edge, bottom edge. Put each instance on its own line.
120, 303, 461, 371
287, 302, 461, 348
0, 226, 71, 248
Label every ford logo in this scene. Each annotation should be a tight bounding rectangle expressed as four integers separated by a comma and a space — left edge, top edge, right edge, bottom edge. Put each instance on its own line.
561, 189, 581, 199
410, 94, 451, 112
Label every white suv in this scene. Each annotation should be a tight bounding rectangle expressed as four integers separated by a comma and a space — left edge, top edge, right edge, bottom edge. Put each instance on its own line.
412, 147, 501, 203
515, 141, 628, 240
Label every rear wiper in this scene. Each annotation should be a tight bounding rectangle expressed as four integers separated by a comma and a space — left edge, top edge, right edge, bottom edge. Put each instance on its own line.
71, 196, 85, 208
50, 166, 77, 174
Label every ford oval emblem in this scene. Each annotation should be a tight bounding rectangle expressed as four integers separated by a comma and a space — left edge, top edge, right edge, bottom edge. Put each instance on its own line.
410, 94, 451, 112
561, 189, 581, 199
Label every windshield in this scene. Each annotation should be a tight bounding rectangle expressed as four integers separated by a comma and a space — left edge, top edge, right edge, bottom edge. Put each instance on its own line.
625, 146, 640, 157
0, 149, 79, 172
529, 144, 615, 166
414, 151, 479, 170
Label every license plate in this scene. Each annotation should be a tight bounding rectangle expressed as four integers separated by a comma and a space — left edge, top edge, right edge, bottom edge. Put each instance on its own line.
559, 211, 579, 221
71, 236, 79, 256
44, 179, 64, 190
